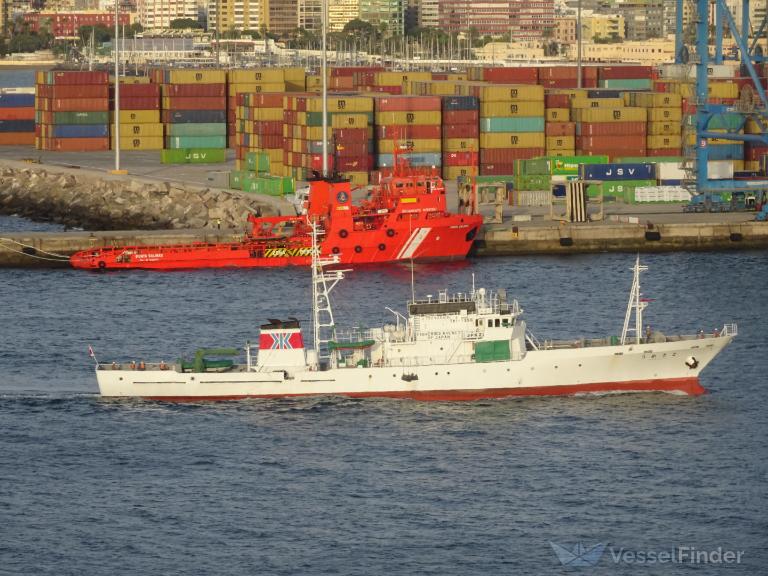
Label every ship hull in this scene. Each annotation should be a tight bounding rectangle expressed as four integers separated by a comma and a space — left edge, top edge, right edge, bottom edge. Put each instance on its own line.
96, 335, 732, 401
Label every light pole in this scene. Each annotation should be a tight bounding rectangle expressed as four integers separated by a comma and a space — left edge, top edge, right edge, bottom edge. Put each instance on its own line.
321, 0, 328, 177
112, 0, 123, 174
577, 0, 582, 88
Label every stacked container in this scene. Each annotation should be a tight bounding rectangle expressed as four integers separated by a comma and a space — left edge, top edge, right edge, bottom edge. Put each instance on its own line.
112, 78, 163, 151
235, 92, 286, 175
35, 70, 109, 151
572, 94, 647, 159
375, 96, 441, 170
228, 69, 287, 149
626, 92, 682, 157
544, 92, 575, 157
0, 91, 35, 146
598, 66, 654, 90
579, 162, 657, 202
441, 95, 479, 180
155, 69, 228, 154
472, 83, 545, 176
368, 71, 431, 95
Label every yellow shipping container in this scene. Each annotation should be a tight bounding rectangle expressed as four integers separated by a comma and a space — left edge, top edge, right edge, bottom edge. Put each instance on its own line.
111, 110, 160, 123
469, 84, 544, 102
547, 149, 577, 158
647, 135, 682, 149
167, 70, 226, 84
573, 107, 647, 122
442, 138, 479, 152
374, 71, 432, 86
647, 121, 682, 135
374, 110, 441, 125
378, 139, 441, 153
631, 92, 682, 108
111, 136, 164, 150
306, 96, 373, 113
546, 108, 570, 122
479, 132, 546, 149
570, 97, 624, 109
253, 108, 285, 121
647, 108, 682, 122
112, 123, 164, 137
342, 171, 369, 186
446, 74, 468, 81
546, 136, 575, 150
429, 82, 460, 96
684, 130, 739, 146
331, 113, 369, 128
442, 166, 479, 180
479, 101, 545, 117
229, 69, 285, 84
709, 81, 739, 98
305, 75, 323, 90
745, 160, 760, 171
732, 159, 745, 171
228, 83, 286, 96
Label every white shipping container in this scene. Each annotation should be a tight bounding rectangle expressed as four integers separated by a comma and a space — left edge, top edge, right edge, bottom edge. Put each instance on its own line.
635, 186, 692, 202
656, 63, 738, 80
656, 161, 687, 180
708, 160, 734, 180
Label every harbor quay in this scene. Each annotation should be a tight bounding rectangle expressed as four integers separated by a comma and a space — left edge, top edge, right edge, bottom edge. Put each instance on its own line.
0, 149, 765, 268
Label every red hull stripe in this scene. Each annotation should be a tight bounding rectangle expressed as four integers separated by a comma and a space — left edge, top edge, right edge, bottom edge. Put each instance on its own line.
138, 377, 705, 403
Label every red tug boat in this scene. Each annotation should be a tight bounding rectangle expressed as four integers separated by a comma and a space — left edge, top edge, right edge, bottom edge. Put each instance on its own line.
69, 159, 483, 271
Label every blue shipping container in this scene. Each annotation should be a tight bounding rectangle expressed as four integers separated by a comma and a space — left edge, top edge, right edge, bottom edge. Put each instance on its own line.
377, 152, 442, 167
0, 93, 35, 108
586, 90, 622, 99
442, 96, 479, 111
707, 143, 743, 161
166, 110, 227, 124
0, 119, 35, 132
579, 163, 656, 181
51, 124, 109, 138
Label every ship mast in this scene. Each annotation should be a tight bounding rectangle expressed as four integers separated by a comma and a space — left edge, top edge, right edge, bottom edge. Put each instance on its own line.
310, 221, 346, 368
621, 255, 649, 345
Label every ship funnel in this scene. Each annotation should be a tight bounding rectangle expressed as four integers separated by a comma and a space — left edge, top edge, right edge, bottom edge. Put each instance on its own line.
257, 318, 307, 369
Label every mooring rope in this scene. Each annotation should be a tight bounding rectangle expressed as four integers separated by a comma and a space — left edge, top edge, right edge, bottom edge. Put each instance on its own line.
0, 237, 71, 261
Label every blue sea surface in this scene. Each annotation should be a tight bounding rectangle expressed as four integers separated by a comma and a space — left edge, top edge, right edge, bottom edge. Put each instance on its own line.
0, 216, 766, 575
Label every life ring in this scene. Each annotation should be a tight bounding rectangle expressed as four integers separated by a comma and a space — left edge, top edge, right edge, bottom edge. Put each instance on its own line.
339, 229, 349, 238
332, 246, 340, 254
386, 228, 395, 237
354, 245, 362, 253
98, 261, 106, 269
378, 243, 386, 251
685, 356, 699, 369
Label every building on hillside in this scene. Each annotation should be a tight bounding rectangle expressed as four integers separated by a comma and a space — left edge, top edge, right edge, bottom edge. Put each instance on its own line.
138, 0, 198, 29
566, 36, 675, 62
553, 16, 576, 43
260, 0, 298, 36
439, 0, 555, 39
615, 0, 664, 40
329, 0, 360, 32
417, 0, 438, 28
583, 12, 625, 41
23, 10, 131, 36
207, 0, 260, 33
359, 0, 404, 36
298, 0, 321, 32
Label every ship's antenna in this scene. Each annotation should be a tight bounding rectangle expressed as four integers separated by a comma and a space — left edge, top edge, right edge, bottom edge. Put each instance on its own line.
620, 254, 649, 345
472, 273, 476, 297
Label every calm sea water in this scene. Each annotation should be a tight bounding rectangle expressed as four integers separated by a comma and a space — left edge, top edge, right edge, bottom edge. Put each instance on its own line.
1, 215, 766, 575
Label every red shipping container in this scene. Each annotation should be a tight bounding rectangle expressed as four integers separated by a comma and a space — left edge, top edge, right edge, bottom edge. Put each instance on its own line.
163, 83, 226, 97
443, 151, 478, 166
119, 97, 160, 110
442, 110, 478, 124
336, 156, 369, 171
332, 127, 370, 143
480, 148, 545, 163
244, 93, 285, 107
336, 141, 369, 157
0, 108, 35, 120
577, 135, 646, 149
49, 71, 109, 85
432, 73, 448, 81
545, 93, 571, 108
483, 67, 539, 84
116, 83, 160, 98
539, 67, 578, 80
480, 163, 516, 175
163, 97, 226, 110
253, 120, 283, 135
228, 109, 236, 123
0, 132, 34, 145
443, 123, 479, 138
598, 66, 653, 80
546, 122, 575, 136
647, 148, 681, 157
50, 137, 109, 151
228, 134, 236, 149
368, 85, 402, 94
578, 122, 647, 136
310, 154, 334, 171
330, 77, 355, 90
331, 66, 383, 77
376, 124, 441, 139
375, 96, 441, 111
746, 145, 768, 160
51, 98, 109, 112
41, 84, 109, 99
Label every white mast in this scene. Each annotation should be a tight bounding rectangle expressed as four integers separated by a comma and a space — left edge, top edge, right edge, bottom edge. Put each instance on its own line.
310, 221, 347, 368
113, 0, 121, 173
621, 255, 649, 345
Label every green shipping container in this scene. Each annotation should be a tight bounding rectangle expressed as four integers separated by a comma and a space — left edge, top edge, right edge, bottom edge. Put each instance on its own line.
601, 78, 653, 90
167, 123, 228, 137
550, 155, 610, 176
245, 151, 271, 174
241, 175, 294, 196
706, 113, 744, 131
229, 170, 255, 190
480, 117, 545, 133
51, 111, 110, 125
161, 148, 227, 164
514, 174, 550, 191
514, 157, 550, 176
165, 136, 227, 149
474, 340, 511, 363
586, 179, 656, 201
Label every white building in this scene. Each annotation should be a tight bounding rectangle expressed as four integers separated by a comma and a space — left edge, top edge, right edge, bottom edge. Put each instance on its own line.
138, 0, 198, 29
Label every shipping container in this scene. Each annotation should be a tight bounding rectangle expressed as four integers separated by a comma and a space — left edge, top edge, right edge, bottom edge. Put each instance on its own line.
167, 123, 227, 137
162, 110, 227, 124
579, 163, 656, 180
112, 136, 163, 150
479, 101, 545, 117
165, 136, 227, 149
115, 123, 164, 137
160, 148, 227, 164
480, 117, 544, 133
50, 124, 108, 138
480, 133, 546, 149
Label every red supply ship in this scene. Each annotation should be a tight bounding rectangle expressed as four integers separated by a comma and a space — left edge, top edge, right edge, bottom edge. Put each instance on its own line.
69, 159, 482, 271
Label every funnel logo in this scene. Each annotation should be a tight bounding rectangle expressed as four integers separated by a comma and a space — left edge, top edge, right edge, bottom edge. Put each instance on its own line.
550, 542, 607, 567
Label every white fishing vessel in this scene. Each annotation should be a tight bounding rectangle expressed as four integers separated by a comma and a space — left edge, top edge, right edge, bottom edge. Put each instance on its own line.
94, 226, 736, 401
